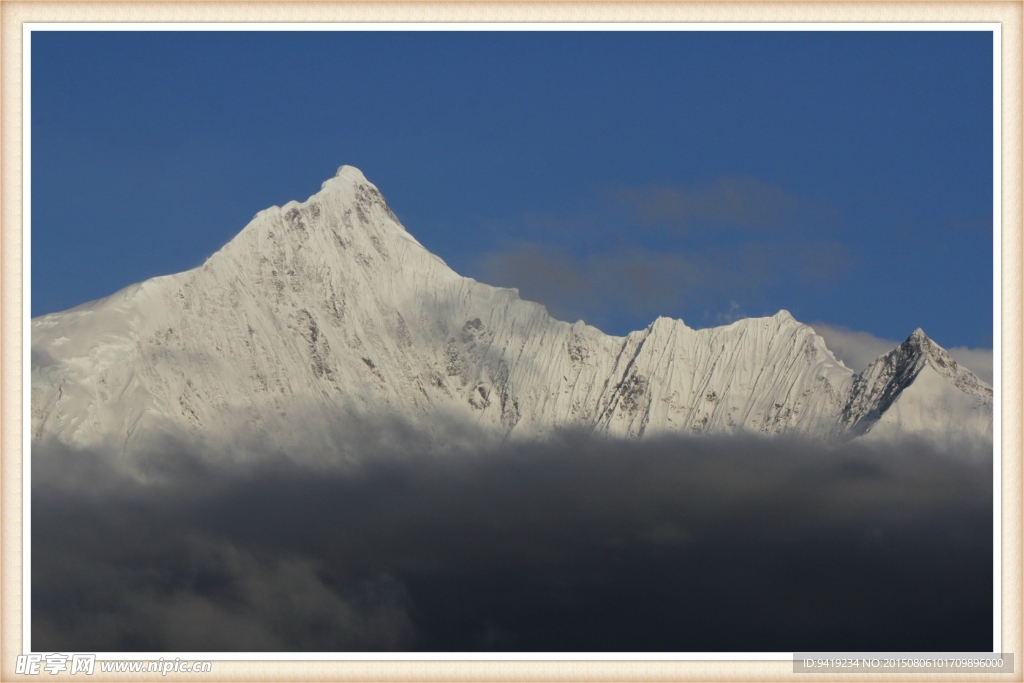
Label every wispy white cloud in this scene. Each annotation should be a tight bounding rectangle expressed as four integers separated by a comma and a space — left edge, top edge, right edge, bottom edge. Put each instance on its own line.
810, 324, 899, 373
715, 301, 748, 325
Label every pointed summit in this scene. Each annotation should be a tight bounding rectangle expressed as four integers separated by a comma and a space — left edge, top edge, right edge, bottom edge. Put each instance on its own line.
336, 164, 367, 181
900, 328, 937, 362
320, 164, 373, 192
771, 309, 798, 326
330, 164, 370, 187
841, 327, 991, 436
897, 328, 981, 389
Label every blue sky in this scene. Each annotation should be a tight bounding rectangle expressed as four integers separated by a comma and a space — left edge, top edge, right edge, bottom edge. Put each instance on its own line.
31, 30, 994, 349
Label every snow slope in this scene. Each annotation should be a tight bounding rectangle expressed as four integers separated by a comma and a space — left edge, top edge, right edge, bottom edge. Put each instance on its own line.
30, 166, 993, 455
841, 329, 993, 442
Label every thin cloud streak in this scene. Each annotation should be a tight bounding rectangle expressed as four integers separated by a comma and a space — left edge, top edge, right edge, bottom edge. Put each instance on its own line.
467, 175, 854, 334
474, 241, 850, 330
615, 176, 841, 234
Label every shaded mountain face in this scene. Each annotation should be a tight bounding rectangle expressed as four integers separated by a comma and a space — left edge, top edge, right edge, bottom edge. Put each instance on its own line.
30, 166, 993, 456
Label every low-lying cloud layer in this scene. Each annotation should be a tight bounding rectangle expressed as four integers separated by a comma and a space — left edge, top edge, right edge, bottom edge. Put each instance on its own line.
33, 425, 992, 653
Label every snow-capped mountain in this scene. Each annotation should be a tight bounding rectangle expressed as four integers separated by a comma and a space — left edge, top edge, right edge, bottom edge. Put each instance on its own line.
30, 166, 993, 455
842, 329, 993, 442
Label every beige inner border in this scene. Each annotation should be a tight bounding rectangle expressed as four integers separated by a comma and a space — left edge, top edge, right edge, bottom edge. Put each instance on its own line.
2, 3, 1021, 681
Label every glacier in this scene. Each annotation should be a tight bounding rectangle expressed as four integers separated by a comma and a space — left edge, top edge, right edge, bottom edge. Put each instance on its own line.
30, 165, 994, 457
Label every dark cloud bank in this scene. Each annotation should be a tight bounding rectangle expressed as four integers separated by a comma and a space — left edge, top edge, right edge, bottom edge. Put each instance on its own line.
33, 423, 992, 653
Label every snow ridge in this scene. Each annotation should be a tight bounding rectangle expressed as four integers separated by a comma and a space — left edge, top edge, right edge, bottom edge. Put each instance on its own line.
31, 166, 993, 455
841, 328, 993, 439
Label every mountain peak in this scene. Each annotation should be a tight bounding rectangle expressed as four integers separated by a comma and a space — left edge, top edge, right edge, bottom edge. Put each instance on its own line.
901, 328, 950, 368
335, 165, 367, 182
841, 325, 992, 435
907, 328, 929, 343
905, 329, 991, 393
901, 328, 936, 358
30, 168, 992, 453
773, 309, 796, 323
320, 165, 373, 193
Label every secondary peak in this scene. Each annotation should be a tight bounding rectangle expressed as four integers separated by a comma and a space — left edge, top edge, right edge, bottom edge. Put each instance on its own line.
773, 309, 795, 322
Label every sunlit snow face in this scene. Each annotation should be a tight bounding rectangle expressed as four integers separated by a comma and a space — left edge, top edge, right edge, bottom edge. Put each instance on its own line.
26, 29, 997, 659
30, 167, 993, 459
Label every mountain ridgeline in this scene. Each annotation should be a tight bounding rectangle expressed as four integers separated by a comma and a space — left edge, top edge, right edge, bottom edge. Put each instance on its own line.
31, 166, 993, 456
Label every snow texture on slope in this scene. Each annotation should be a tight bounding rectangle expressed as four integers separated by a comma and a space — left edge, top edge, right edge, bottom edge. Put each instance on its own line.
842, 329, 993, 441
31, 166, 993, 456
